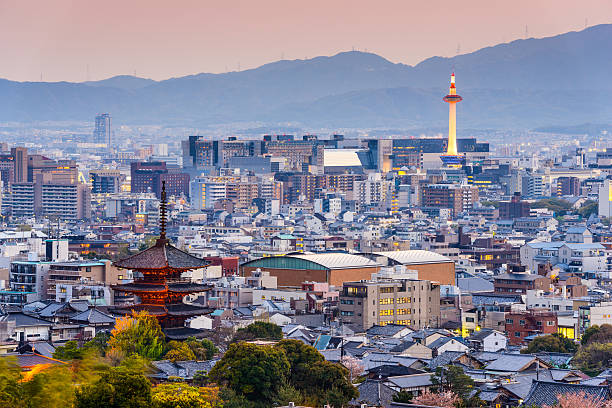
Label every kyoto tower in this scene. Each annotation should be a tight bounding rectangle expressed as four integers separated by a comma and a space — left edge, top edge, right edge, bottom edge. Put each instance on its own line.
440, 73, 465, 167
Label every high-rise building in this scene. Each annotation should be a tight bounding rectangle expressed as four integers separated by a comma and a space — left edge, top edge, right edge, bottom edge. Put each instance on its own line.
420, 183, 478, 216
599, 179, 612, 218
93, 113, 112, 146
130, 162, 190, 198
90, 169, 122, 194
556, 176, 580, 197
499, 192, 530, 220
11, 147, 28, 183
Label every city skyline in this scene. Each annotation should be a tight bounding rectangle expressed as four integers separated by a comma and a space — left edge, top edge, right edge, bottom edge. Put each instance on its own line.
0, 0, 611, 82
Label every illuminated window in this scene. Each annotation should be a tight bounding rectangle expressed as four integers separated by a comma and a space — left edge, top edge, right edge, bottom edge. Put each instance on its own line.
379, 298, 393, 305
379, 309, 394, 316
397, 297, 411, 304
397, 309, 411, 315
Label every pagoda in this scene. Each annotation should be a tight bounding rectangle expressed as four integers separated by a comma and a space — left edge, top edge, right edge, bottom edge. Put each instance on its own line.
112, 181, 212, 340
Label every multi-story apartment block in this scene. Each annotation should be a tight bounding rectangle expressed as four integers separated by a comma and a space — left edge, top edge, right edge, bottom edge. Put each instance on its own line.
420, 183, 478, 216
339, 278, 440, 331
505, 310, 558, 345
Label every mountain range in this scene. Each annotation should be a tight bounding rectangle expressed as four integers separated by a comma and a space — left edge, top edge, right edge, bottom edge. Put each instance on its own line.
2, 24, 612, 129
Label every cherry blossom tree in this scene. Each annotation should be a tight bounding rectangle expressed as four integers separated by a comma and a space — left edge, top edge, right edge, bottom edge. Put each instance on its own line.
543, 391, 612, 408
340, 355, 364, 382
413, 389, 459, 407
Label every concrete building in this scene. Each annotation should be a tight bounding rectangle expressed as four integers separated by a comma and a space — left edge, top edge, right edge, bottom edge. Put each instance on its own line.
90, 169, 122, 194
420, 183, 478, 217
338, 278, 440, 331
93, 113, 112, 146
599, 179, 612, 218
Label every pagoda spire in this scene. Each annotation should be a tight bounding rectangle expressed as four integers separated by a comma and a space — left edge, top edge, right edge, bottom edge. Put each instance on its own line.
157, 180, 168, 245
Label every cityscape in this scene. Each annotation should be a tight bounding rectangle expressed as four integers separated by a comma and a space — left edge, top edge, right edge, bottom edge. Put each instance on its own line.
2, 2, 612, 408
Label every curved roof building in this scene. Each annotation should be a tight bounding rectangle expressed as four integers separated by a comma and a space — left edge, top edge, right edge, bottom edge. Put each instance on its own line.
241, 253, 381, 287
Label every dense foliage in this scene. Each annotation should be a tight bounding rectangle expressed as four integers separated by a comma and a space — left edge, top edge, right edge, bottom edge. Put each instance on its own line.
108, 310, 166, 360
520, 333, 577, 354
232, 321, 283, 342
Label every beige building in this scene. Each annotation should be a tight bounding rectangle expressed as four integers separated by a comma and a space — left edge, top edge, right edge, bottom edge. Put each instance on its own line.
46, 260, 121, 299
339, 279, 440, 331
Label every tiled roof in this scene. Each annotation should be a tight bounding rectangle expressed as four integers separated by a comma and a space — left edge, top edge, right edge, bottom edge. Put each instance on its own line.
1, 312, 53, 327
353, 379, 396, 408
524, 380, 610, 407
70, 308, 116, 325
114, 240, 209, 270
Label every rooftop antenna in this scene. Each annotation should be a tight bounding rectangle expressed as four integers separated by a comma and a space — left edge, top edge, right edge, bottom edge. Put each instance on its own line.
525, 25, 529, 39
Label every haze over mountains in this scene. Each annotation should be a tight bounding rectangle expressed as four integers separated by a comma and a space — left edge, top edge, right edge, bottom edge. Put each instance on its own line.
2, 24, 612, 129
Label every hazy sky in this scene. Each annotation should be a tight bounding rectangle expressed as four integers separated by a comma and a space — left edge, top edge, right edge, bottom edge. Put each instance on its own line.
1, 0, 611, 82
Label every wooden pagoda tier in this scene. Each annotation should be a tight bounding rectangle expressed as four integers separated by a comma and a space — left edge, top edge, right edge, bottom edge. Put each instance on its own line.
111, 237, 214, 338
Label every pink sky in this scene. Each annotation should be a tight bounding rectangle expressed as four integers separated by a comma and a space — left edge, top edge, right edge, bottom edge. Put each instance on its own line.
1, 0, 611, 82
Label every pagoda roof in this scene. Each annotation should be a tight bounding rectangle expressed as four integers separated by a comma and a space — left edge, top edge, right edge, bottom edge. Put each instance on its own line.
114, 239, 209, 271
163, 327, 209, 340
112, 303, 213, 317
112, 282, 211, 294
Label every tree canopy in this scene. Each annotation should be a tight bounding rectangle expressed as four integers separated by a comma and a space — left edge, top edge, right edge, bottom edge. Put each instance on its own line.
208, 342, 290, 404
232, 321, 283, 342
107, 310, 166, 360
520, 334, 577, 354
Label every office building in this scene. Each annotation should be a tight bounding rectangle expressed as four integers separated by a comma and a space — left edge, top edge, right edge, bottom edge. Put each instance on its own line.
131, 162, 190, 198
499, 193, 530, 220
599, 179, 612, 218
90, 169, 122, 194
93, 113, 112, 146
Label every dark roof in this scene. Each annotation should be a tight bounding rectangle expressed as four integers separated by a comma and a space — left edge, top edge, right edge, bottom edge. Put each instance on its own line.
70, 308, 116, 325
353, 379, 396, 408
1, 312, 53, 327
524, 380, 610, 406
389, 341, 419, 353
428, 351, 466, 370
112, 303, 213, 317
367, 364, 424, 378
163, 327, 209, 340
6, 352, 67, 368
114, 240, 209, 270
367, 324, 409, 337
151, 359, 218, 379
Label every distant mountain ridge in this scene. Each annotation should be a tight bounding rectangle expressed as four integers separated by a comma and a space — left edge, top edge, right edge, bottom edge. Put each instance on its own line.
2, 24, 612, 128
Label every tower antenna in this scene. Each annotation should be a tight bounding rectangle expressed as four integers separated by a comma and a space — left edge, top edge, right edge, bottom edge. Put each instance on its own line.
525, 25, 529, 39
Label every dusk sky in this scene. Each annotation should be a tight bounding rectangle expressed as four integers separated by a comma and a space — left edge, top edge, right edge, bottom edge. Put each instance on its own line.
1, 0, 611, 82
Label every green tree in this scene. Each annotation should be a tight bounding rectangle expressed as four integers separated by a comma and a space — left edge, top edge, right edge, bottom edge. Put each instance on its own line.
219, 387, 255, 408
75, 368, 152, 408
531, 198, 572, 215
151, 383, 222, 408
0, 357, 22, 408
165, 341, 196, 362
301, 360, 358, 408
185, 337, 217, 360
53, 340, 84, 360
232, 321, 283, 342
573, 342, 612, 376
273, 381, 304, 407
108, 310, 165, 360
209, 342, 290, 404
21, 365, 76, 408
83, 331, 111, 356
577, 201, 598, 218
520, 334, 577, 354
581, 324, 612, 346
431, 365, 475, 402
276, 339, 324, 387
392, 390, 414, 403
